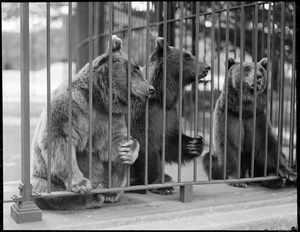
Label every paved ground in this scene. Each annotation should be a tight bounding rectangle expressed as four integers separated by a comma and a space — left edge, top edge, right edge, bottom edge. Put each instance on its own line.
3, 158, 298, 230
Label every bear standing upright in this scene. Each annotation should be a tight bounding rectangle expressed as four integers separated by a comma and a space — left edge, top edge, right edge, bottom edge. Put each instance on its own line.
31, 35, 154, 210
130, 37, 211, 194
202, 57, 297, 188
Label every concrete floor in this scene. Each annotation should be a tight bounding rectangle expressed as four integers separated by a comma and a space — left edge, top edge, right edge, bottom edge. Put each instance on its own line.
3, 157, 298, 230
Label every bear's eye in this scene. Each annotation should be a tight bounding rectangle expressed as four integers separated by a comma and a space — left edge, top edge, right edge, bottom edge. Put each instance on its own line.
134, 66, 140, 72
184, 54, 191, 60
244, 66, 250, 72
259, 67, 264, 73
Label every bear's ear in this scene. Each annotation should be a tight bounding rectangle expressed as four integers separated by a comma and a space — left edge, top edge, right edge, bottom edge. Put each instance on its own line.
106, 34, 122, 53
156, 37, 169, 51
226, 58, 236, 70
258, 58, 268, 71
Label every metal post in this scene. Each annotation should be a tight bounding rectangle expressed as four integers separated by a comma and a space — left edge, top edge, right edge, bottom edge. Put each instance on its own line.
10, 2, 42, 224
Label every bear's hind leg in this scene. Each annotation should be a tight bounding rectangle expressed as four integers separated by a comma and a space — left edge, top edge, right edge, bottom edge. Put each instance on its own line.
55, 144, 92, 194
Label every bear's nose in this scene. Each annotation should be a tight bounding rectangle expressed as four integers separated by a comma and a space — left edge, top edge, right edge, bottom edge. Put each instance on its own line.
148, 86, 155, 95
202, 65, 211, 72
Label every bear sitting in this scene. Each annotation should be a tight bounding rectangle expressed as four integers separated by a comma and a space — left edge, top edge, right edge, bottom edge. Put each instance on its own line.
202, 57, 297, 188
31, 35, 154, 210
130, 37, 211, 194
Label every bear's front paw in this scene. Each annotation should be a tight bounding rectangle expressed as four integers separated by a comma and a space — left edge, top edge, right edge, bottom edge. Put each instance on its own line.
186, 136, 204, 157
71, 177, 92, 194
118, 138, 140, 164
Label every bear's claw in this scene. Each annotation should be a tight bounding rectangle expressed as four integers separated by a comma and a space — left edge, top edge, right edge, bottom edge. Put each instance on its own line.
187, 136, 204, 157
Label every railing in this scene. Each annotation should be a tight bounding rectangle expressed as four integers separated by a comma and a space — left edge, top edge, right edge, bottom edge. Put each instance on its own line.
3, 1, 296, 224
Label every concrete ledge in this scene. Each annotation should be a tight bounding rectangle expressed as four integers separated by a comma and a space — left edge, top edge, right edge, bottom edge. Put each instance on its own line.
3, 182, 297, 230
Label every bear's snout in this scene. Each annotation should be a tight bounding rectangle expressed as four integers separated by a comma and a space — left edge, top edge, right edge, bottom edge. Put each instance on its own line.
202, 65, 211, 72
198, 63, 211, 79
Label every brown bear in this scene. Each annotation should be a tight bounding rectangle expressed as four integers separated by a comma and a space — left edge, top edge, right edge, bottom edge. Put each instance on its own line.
129, 37, 211, 194
202, 57, 297, 188
31, 35, 154, 210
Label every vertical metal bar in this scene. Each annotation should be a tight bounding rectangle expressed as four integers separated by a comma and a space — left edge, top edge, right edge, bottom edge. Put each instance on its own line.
202, 14, 206, 143
108, 2, 113, 189
46, 2, 52, 193
88, 2, 93, 181
208, 2, 215, 181
264, 2, 272, 177
144, 1, 150, 186
20, 2, 31, 201
223, 2, 230, 180
288, 2, 296, 169
67, 2, 73, 192
162, 1, 167, 184
276, 2, 285, 175
217, 12, 220, 91
234, 9, 237, 59
270, 3, 275, 123
127, 2, 132, 187
261, 5, 265, 58
237, 2, 245, 180
94, 2, 99, 59
251, 2, 258, 178
178, 2, 184, 182
193, 1, 200, 182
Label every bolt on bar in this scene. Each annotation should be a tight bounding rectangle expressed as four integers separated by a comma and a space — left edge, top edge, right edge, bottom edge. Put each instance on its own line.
46, 2, 52, 194
178, 1, 184, 183
88, 2, 93, 182
20, 2, 31, 201
264, 2, 272, 177
276, 2, 286, 176
193, 1, 200, 182
108, 2, 113, 189
250, 2, 259, 178
127, 2, 132, 187
208, 2, 216, 181
161, 1, 167, 185
238, 2, 245, 180
223, 2, 230, 180
144, 1, 150, 186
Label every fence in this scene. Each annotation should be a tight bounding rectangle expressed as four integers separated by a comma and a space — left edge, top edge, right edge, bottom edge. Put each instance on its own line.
3, 2, 296, 224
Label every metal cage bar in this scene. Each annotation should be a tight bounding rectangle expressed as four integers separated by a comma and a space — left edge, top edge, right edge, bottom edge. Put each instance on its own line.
276, 2, 286, 175
250, 2, 258, 179
193, 1, 200, 182
237, 2, 245, 180
144, 1, 150, 186
288, 2, 296, 170
108, 2, 113, 188
264, 2, 272, 177
126, 2, 132, 187
223, 2, 230, 180
46, 2, 52, 194
88, 2, 93, 182
161, 1, 168, 185
208, 2, 216, 181
67, 2, 73, 192
178, 2, 184, 183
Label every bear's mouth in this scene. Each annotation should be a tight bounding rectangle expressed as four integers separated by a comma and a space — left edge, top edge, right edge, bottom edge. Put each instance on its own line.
131, 89, 151, 101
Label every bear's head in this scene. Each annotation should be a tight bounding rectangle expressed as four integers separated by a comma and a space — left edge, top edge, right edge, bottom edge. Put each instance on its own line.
226, 57, 268, 94
148, 37, 210, 108
92, 35, 154, 113
220, 57, 268, 116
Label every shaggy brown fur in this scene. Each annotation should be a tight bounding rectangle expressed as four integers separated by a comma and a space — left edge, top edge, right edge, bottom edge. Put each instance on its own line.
130, 37, 210, 194
31, 35, 154, 210
202, 58, 297, 188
